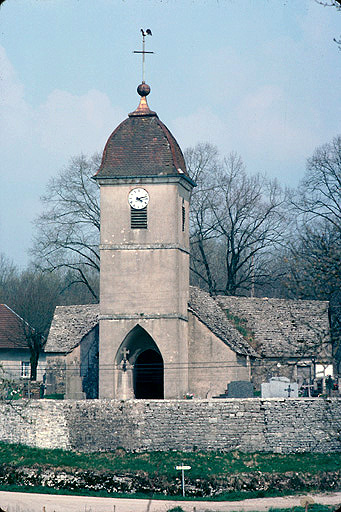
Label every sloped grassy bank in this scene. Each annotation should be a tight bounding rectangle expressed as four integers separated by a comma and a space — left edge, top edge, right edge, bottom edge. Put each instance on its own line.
0, 443, 340, 499
0, 464, 340, 499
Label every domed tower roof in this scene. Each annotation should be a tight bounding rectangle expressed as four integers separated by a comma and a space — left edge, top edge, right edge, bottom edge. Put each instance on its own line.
94, 83, 188, 179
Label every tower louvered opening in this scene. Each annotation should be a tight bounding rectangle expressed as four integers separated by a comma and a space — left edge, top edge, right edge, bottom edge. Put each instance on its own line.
131, 207, 148, 229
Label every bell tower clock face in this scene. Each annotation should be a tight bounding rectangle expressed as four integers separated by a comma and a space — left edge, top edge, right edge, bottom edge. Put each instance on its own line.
128, 188, 149, 210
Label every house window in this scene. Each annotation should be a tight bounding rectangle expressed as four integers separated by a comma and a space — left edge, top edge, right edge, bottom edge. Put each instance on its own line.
21, 361, 30, 379
131, 207, 147, 229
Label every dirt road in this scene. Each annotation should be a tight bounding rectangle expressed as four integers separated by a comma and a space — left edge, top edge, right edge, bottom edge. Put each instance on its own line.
0, 491, 340, 512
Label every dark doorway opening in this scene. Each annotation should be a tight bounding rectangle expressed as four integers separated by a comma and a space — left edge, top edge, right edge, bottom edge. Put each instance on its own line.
134, 349, 164, 399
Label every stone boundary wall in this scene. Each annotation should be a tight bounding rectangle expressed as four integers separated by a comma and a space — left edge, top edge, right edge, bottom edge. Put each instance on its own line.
0, 398, 340, 453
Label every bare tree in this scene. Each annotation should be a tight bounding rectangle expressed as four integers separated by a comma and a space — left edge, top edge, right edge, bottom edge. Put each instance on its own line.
314, 0, 341, 50
287, 135, 341, 303
32, 154, 100, 300
284, 222, 341, 373
314, 0, 341, 9
0, 252, 99, 380
285, 223, 340, 300
186, 144, 221, 295
0, 265, 62, 380
286, 135, 341, 372
291, 135, 341, 233
0, 253, 17, 290
186, 144, 287, 296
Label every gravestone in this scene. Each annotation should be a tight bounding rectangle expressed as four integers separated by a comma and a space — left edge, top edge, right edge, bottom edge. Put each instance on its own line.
65, 359, 86, 400
227, 380, 254, 398
261, 376, 298, 398
213, 380, 254, 398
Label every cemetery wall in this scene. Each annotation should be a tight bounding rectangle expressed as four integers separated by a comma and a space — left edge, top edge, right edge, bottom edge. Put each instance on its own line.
0, 398, 340, 453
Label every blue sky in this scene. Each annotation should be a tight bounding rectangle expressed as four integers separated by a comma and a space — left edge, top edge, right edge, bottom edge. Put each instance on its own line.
1, 0, 340, 266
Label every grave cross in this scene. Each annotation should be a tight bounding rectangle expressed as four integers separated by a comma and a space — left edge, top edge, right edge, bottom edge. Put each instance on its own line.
134, 29, 154, 83
301, 382, 314, 397
284, 384, 293, 397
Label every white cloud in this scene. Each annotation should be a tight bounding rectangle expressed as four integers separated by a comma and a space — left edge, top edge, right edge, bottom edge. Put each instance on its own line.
0, 46, 25, 107
169, 82, 324, 185
0, 46, 35, 145
236, 85, 321, 158
171, 107, 228, 150
36, 88, 125, 156
0, 45, 125, 178
0, 45, 125, 265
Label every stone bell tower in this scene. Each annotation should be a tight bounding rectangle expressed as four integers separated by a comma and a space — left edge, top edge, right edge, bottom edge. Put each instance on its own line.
93, 82, 195, 399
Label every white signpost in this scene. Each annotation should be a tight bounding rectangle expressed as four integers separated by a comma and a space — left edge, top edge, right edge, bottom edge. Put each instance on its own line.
175, 464, 191, 497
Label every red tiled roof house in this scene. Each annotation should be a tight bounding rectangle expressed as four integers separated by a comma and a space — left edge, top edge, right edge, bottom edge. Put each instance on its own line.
0, 304, 46, 381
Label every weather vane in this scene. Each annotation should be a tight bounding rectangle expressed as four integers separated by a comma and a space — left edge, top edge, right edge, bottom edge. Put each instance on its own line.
134, 29, 153, 83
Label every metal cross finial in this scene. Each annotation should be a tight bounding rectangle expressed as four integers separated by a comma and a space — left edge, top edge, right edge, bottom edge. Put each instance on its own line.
134, 29, 154, 83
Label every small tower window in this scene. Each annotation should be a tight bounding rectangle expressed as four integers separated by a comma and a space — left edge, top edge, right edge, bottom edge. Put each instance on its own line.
182, 200, 185, 232
131, 206, 148, 229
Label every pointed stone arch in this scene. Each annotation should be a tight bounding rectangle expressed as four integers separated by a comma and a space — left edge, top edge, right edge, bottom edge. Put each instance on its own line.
115, 325, 164, 399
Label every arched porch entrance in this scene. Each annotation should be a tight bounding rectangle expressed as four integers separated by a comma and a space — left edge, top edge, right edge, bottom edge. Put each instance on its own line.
134, 349, 164, 399
115, 325, 164, 399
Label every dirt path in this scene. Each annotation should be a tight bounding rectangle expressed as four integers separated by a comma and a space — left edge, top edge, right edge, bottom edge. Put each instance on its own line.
0, 491, 340, 512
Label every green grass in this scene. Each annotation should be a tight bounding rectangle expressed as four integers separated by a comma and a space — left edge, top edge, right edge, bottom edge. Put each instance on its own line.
0, 443, 340, 477
0, 444, 339, 502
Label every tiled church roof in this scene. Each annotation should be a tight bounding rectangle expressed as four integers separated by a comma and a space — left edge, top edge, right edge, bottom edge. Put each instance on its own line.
188, 287, 258, 357
94, 88, 188, 179
44, 288, 257, 356
44, 304, 99, 353
44, 290, 330, 360
217, 295, 330, 358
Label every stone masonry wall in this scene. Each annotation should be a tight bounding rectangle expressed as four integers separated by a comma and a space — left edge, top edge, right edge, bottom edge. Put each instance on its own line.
0, 398, 340, 453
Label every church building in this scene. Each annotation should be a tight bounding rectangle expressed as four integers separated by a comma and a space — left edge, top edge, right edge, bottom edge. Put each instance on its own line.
44, 81, 257, 400
44, 83, 332, 400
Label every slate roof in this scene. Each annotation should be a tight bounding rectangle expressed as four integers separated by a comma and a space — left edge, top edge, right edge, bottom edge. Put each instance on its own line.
44, 304, 99, 353
44, 289, 257, 357
188, 287, 258, 357
94, 93, 188, 179
44, 294, 331, 360
216, 296, 331, 358
0, 304, 28, 350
